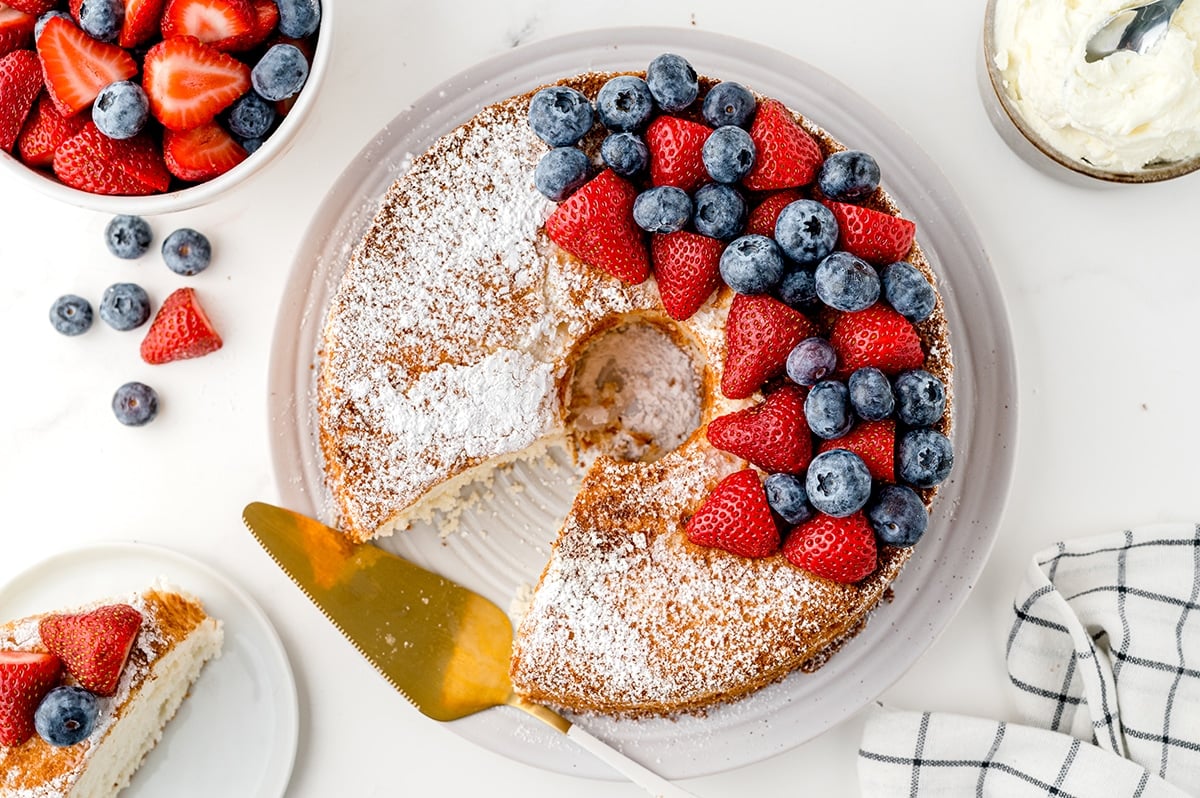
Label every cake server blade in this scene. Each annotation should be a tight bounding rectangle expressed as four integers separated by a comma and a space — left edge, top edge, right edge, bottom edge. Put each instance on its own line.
241, 502, 697, 798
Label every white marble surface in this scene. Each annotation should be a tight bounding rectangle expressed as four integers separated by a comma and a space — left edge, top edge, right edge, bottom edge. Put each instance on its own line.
2, 1, 1199, 796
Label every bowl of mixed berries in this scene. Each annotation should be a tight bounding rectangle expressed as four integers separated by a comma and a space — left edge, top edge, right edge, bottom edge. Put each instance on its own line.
0, 0, 328, 212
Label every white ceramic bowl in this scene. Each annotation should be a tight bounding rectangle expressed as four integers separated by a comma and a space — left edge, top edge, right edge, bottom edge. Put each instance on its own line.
0, 2, 333, 215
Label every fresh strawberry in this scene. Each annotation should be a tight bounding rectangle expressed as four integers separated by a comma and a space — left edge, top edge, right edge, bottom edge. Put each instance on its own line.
721, 293, 817, 399
0, 651, 61, 746
544, 169, 649, 284
142, 36, 251, 131
4, 0, 55, 15
651, 230, 724, 320
743, 99, 823, 191
39, 605, 141, 696
217, 0, 276, 51
67, 0, 82, 20
0, 49, 40, 153
823, 200, 916, 265
17, 92, 88, 167
161, 0, 253, 49
745, 190, 803, 237
645, 114, 711, 193
0, 6, 35, 58
140, 287, 223, 364
164, 120, 247, 181
707, 385, 812, 474
118, 0, 166, 48
783, 512, 878, 584
686, 469, 780, 558
830, 304, 924, 378
37, 16, 138, 116
817, 419, 895, 482
53, 122, 171, 195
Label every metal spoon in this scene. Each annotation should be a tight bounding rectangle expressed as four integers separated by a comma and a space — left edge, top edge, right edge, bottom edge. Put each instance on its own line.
1085, 0, 1185, 62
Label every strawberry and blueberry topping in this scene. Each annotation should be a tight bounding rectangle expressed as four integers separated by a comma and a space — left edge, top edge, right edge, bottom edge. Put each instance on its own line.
0, 651, 62, 746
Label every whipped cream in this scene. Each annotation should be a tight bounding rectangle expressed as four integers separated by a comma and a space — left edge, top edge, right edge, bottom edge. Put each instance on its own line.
992, 0, 1200, 172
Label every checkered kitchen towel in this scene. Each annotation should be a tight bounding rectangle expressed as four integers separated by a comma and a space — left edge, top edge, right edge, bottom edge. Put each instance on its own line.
858, 523, 1200, 796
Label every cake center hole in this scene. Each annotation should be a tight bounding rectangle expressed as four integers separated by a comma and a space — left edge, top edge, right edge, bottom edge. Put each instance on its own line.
566, 320, 703, 464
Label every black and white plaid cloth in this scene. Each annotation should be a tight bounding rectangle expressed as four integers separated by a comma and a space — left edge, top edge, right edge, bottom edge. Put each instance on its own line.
858, 523, 1200, 796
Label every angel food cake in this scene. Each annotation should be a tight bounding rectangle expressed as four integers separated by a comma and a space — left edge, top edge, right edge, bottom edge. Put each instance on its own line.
0, 585, 223, 797
317, 53, 953, 714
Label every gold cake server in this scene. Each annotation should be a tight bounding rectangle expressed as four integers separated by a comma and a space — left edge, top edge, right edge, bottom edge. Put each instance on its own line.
242, 502, 696, 798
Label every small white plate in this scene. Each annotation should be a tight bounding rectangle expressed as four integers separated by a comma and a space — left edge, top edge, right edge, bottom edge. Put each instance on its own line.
0, 542, 298, 798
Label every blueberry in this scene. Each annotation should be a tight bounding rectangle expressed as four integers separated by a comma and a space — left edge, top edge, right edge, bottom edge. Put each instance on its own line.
897, 428, 953, 488
77, 0, 122, 41
848, 367, 895, 421
806, 449, 872, 517
718, 234, 783, 295
226, 91, 276, 140
633, 186, 691, 234
161, 228, 212, 276
764, 473, 813, 526
35, 10, 72, 40
702, 81, 756, 128
534, 147, 590, 201
35, 686, 98, 747
240, 137, 265, 155
814, 251, 880, 312
92, 81, 148, 140
804, 380, 853, 440
894, 369, 946, 427
252, 44, 309, 102
882, 261, 936, 322
600, 132, 648, 178
49, 295, 93, 337
528, 86, 593, 147
595, 75, 654, 132
817, 150, 881, 202
867, 485, 929, 547
702, 125, 756, 184
646, 53, 698, 112
276, 0, 320, 38
786, 337, 837, 386
104, 215, 151, 260
692, 183, 746, 240
778, 264, 818, 309
99, 283, 151, 331
112, 382, 159, 427
774, 200, 838, 265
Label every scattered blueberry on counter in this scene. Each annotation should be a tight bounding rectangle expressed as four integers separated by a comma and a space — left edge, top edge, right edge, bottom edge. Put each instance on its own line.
161, 228, 211, 276
111, 381, 159, 427
104, 215, 152, 260
98, 282, 151, 331
49, 295, 93, 337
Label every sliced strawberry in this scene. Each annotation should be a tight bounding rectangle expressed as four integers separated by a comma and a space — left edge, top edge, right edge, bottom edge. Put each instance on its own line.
0, 5, 35, 58
217, 0, 276, 51
784, 512, 877, 583
37, 16, 138, 116
39, 605, 141, 696
164, 120, 246, 181
4, 0, 55, 15
544, 169, 649, 284
830, 304, 924, 378
745, 190, 803, 237
17, 92, 88, 166
0, 49, 40, 153
817, 419, 896, 482
645, 114, 711, 193
707, 385, 812, 474
651, 230, 724, 320
68, 0, 82, 20
118, 0, 166, 48
140, 287, 223, 364
686, 469, 780, 558
743, 99, 823, 191
823, 200, 916, 265
161, 0, 253, 48
143, 35, 251, 131
0, 650, 61, 746
54, 122, 172, 195
721, 293, 817, 399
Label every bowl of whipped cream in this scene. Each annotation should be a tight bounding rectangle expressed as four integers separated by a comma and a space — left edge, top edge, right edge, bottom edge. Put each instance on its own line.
981, 0, 1200, 183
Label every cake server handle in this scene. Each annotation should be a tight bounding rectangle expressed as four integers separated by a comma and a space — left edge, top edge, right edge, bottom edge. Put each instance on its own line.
565, 723, 699, 797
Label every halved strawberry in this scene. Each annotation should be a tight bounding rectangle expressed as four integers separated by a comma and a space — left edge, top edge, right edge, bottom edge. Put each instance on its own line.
0, 48, 40, 153
17, 92, 89, 166
784, 512, 878, 584
830, 304, 924, 378
817, 419, 895, 482
823, 200, 916, 265
721, 293, 817, 399
743, 99, 823, 191
161, 0, 253, 49
0, 5, 35, 58
217, 0, 277, 51
4, 0, 55, 15
544, 169, 649, 284
651, 230, 724, 320
686, 469, 780, 558
118, 0, 166, 48
0, 650, 61, 746
707, 385, 812, 474
39, 604, 142, 696
53, 122, 172, 195
37, 16, 138, 116
645, 114, 711, 193
142, 35, 251, 131
745, 190, 803, 237
164, 120, 247, 181
140, 287, 223, 364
